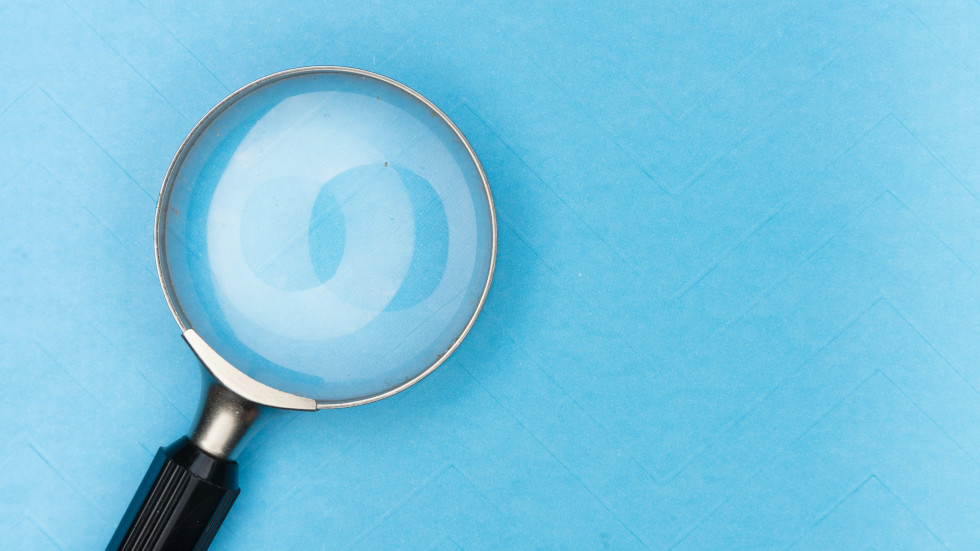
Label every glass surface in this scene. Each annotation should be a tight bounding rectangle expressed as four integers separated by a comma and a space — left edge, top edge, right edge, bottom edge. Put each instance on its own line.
161, 71, 494, 402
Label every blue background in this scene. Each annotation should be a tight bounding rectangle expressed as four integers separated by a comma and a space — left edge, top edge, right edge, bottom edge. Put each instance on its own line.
2, 1, 980, 549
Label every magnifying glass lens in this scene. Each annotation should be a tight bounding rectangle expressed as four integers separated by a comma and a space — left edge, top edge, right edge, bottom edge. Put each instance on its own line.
160, 72, 495, 402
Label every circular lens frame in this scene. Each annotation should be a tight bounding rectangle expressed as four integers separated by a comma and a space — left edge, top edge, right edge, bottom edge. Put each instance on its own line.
155, 66, 496, 409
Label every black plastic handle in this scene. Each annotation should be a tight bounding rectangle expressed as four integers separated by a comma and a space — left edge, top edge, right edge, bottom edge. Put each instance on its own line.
107, 437, 240, 551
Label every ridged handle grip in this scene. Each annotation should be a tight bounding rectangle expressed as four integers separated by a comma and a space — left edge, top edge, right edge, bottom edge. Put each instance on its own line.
107, 438, 239, 551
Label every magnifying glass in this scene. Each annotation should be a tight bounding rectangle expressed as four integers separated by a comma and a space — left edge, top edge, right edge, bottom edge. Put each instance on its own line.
107, 67, 496, 550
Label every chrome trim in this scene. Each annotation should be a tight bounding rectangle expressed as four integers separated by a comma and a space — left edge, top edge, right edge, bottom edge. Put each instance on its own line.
154, 66, 496, 410
183, 329, 316, 411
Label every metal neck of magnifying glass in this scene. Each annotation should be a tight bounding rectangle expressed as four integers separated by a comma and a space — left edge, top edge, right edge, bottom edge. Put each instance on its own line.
183, 329, 317, 459
190, 377, 260, 460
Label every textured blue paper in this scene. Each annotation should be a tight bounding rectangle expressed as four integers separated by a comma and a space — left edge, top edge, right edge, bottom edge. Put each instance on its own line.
2, 1, 980, 549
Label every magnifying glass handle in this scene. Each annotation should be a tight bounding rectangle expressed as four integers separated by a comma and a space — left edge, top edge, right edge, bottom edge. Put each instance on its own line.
108, 379, 260, 550
106, 437, 239, 550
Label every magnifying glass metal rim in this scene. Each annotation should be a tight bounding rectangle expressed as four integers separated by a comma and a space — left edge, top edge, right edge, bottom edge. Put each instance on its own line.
154, 65, 497, 411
